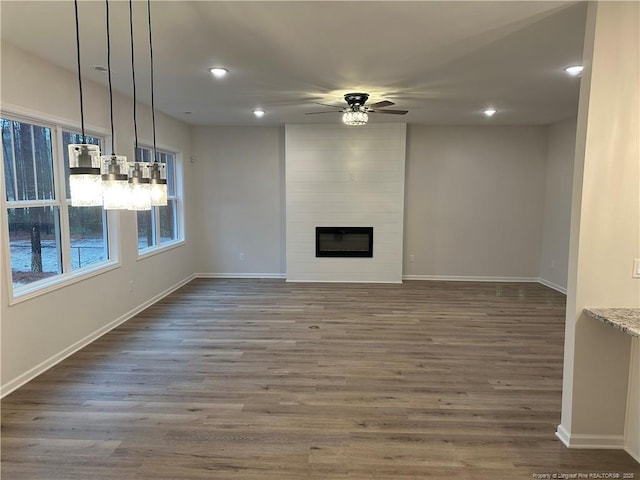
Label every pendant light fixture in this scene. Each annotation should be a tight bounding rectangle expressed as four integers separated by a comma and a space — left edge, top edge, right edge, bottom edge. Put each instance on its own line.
100, 0, 129, 210
146, 0, 167, 207
68, 0, 103, 207
127, 0, 151, 211
128, 162, 151, 210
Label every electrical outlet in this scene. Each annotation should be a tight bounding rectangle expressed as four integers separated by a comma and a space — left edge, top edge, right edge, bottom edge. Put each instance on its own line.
239, 253, 246, 261
551, 259, 556, 268
633, 258, 640, 278
409, 254, 415, 262
129, 280, 134, 293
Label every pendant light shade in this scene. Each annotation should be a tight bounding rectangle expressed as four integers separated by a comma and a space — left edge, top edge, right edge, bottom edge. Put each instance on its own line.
101, 154, 129, 209
128, 162, 151, 210
68, 144, 103, 206
149, 162, 167, 206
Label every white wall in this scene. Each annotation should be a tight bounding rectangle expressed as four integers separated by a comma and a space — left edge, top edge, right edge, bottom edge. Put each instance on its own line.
0, 43, 196, 394
539, 118, 577, 293
285, 124, 406, 283
403, 125, 548, 280
191, 127, 284, 277
558, 1, 639, 458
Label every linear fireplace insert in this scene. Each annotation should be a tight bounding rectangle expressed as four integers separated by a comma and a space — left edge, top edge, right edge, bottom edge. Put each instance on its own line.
315, 227, 373, 258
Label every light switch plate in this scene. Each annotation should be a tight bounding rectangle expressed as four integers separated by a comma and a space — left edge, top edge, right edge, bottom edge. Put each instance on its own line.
633, 258, 640, 278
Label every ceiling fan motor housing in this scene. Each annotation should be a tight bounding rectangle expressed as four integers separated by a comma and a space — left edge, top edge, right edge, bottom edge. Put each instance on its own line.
344, 93, 369, 108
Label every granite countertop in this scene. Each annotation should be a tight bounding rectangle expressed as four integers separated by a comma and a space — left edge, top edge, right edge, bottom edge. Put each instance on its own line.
585, 308, 640, 338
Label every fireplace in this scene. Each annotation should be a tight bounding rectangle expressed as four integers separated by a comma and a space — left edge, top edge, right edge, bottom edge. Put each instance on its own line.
315, 227, 373, 258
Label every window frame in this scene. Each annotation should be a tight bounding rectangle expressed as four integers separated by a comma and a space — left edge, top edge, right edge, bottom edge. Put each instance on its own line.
1, 110, 119, 304
135, 143, 184, 259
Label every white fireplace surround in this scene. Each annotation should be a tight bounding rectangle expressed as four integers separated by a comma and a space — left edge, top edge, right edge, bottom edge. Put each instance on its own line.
285, 124, 406, 283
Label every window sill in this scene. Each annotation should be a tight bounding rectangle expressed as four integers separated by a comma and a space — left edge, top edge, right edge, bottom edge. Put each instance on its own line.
9, 260, 121, 306
137, 239, 186, 261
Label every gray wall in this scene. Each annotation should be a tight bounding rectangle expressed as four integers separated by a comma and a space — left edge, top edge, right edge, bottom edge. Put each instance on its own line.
403, 125, 548, 280
192, 124, 562, 282
191, 127, 285, 276
539, 118, 577, 292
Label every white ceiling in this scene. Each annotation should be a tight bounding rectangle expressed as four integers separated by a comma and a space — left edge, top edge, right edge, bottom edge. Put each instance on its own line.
1, 1, 587, 127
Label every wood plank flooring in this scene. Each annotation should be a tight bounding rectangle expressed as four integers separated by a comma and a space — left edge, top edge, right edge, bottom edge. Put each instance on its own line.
2, 279, 639, 479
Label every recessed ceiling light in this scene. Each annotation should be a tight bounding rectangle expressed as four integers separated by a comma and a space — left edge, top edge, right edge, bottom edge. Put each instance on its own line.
564, 65, 583, 76
253, 109, 265, 118
209, 67, 228, 78
483, 108, 497, 117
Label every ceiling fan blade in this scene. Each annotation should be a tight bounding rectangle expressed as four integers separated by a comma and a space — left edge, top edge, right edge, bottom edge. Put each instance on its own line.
314, 102, 344, 108
367, 100, 395, 109
305, 110, 343, 115
369, 109, 408, 115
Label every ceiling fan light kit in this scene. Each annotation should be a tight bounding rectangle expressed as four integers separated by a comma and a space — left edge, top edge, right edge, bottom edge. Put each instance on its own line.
342, 109, 369, 126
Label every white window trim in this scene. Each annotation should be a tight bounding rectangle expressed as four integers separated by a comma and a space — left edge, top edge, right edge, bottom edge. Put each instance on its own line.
7, 259, 121, 305
137, 238, 186, 261
134, 143, 184, 258
1, 110, 119, 304
1, 103, 109, 139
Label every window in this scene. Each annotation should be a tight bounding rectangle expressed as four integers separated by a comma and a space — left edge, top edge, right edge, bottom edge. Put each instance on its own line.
2, 116, 111, 294
135, 146, 180, 253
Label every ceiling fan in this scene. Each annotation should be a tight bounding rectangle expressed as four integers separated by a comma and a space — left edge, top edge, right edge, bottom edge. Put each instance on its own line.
306, 93, 408, 125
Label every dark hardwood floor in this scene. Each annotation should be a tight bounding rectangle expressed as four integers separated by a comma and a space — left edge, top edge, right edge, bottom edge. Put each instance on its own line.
2, 279, 639, 479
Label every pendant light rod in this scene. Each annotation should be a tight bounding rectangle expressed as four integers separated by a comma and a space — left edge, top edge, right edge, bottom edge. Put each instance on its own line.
73, 0, 86, 142
146, 0, 167, 207
147, 0, 157, 162
105, 0, 115, 154
129, 0, 139, 156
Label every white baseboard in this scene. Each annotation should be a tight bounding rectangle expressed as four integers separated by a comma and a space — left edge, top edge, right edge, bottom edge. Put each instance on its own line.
195, 273, 286, 279
538, 277, 568, 294
285, 279, 402, 284
402, 275, 568, 295
555, 424, 625, 449
198, 273, 551, 286
625, 340, 640, 464
0, 274, 196, 399
197, 274, 560, 289
555, 424, 571, 447
626, 446, 640, 464
402, 275, 539, 283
